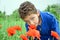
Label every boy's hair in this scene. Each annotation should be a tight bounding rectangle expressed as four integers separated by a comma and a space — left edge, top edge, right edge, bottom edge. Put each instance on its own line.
18, 1, 37, 19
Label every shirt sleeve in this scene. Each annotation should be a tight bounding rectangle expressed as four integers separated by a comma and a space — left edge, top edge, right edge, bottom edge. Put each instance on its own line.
51, 15, 60, 36
47, 12, 60, 36
47, 12, 60, 40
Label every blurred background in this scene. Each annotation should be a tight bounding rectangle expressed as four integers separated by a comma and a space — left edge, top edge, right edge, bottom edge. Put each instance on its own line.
0, 0, 60, 40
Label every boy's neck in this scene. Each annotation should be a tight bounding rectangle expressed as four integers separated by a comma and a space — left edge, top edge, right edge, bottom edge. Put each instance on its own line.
38, 13, 42, 26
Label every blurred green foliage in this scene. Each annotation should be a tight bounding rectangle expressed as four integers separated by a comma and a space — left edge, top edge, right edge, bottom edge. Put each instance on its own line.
44, 4, 60, 21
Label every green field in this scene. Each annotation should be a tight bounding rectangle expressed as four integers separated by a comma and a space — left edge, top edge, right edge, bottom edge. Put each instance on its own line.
0, 18, 26, 40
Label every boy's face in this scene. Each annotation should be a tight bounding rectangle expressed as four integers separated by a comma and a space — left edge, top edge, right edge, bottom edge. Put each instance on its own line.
24, 13, 40, 26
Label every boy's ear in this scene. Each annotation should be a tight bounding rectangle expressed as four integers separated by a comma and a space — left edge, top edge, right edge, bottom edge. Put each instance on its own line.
37, 10, 40, 16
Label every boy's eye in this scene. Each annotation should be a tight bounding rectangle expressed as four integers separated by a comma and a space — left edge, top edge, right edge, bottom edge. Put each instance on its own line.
30, 17, 35, 20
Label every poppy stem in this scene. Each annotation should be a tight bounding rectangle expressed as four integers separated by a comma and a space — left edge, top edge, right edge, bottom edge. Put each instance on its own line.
31, 37, 32, 40
29, 36, 33, 40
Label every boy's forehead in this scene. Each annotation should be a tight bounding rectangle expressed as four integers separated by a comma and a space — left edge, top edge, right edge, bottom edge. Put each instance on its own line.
24, 15, 31, 21
24, 14, 35, 21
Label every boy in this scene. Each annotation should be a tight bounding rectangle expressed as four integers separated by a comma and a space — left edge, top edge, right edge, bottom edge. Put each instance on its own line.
18, 1, 60, 40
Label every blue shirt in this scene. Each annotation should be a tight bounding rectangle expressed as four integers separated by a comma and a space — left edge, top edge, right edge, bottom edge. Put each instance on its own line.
25, 11, 60, 40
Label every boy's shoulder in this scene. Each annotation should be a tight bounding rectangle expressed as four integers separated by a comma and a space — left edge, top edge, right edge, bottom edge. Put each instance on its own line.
40, 11, 58, 24
40, 11, 54, 18
40, 11, 56, 20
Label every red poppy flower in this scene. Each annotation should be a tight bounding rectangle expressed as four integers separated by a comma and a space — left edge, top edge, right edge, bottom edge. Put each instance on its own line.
20, 34, 28, 40
29, 24, 36, 29
13, 25, 21, 31
51, 31, 59, 39
26, 28, 34, 37
27, 27, 40, 40
33, 29, 40, 40
7, 27, 16, 36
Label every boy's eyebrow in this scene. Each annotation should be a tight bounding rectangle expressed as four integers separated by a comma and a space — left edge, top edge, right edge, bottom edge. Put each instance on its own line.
30, 16, 35, 19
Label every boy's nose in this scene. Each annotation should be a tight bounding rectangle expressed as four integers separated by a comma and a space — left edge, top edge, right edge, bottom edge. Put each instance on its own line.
30, 21, 34, 25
